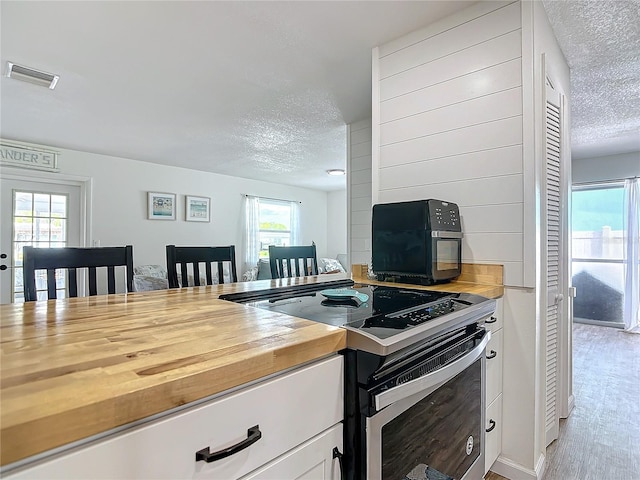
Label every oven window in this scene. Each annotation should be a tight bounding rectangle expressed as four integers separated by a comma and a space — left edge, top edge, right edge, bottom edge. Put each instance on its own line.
436, 239, 459, 271
381, 359, 481, 480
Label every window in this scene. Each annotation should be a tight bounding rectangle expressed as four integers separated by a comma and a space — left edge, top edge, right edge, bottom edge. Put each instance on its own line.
13, 191, 69, 302
571, 183, 625, 326
244, 196, 300, 268
258, 200, 294, 258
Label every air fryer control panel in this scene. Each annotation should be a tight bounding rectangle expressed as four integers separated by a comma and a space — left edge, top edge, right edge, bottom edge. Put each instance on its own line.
428, 199, 461, 231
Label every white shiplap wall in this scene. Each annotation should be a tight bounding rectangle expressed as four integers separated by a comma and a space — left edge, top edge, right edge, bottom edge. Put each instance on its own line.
373, 1, 525, 287
348, 118, 373, 267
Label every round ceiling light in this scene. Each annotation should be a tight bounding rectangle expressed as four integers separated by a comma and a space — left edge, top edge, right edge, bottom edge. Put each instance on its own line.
326, 169, 345, 176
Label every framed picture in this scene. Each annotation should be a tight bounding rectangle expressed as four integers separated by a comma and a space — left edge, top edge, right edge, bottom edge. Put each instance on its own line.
186, 195, 210, 222
147, 192, 176, 220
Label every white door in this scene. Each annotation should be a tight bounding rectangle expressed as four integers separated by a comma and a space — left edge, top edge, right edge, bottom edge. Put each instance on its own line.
0, 176, 82, 304
544, 77, 565, 446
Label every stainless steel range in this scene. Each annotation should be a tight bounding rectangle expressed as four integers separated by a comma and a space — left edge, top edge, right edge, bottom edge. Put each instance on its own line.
222, 280, 495, 480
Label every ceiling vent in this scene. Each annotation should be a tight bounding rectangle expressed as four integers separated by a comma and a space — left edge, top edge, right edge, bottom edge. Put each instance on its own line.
5, 62, 59, 89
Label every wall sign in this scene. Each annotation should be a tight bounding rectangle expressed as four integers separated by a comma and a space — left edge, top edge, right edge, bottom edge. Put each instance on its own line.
0, 141, 59, 172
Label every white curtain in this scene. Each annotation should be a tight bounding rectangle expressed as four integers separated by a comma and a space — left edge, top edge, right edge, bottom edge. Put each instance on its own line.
244, 195, 260, 271
623, 177, 640, 332
291, 201, 301, 246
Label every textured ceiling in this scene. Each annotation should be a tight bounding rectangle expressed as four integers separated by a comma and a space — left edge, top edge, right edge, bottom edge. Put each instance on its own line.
542, 0, 640, 160
1, 1, 638, 192
0, 0, 473, 191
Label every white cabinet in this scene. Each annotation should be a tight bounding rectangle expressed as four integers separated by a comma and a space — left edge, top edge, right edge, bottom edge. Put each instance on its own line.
4, 356, 344, 480
484, 297, 503, 474
240, 424, 342, 480
485, 394, 503, 472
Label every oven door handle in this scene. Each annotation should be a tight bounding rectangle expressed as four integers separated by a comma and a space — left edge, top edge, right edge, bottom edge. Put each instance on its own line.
373, 330, 491, 411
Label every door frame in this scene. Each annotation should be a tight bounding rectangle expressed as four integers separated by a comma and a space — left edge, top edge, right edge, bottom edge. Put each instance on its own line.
0, 167, 92, 247
540, 55, 573, 438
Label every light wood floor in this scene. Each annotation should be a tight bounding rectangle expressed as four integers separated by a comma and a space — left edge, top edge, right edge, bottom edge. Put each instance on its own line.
485, 323, 640, 480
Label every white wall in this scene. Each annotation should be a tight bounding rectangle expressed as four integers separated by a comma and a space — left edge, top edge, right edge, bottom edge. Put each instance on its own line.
373, 1, 526, 287
372, 2, 571, 478
326, 189, 347, 259
572, 151, 640, 183
1, 143, 332, 273
348, 118, 372, 268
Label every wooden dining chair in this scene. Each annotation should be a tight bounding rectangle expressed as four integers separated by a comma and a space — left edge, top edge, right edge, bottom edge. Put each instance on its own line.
22, 245, 134, 301
165, 245, 238, 288
268, 245, 318, 279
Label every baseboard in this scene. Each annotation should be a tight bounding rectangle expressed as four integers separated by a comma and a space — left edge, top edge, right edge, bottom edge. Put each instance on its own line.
490, 453, 545, 480
565, 393, 575, 418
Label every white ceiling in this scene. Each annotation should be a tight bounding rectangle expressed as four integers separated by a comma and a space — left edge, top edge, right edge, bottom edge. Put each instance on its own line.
542, 0, 640, 160
1, 1, 638, 192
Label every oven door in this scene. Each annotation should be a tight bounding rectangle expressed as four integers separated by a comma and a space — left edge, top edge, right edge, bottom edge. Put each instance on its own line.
366, 332, 488, 480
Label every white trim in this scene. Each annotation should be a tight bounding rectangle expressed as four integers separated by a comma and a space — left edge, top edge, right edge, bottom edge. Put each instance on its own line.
559, 90, 573, 420
521, 0, 536, 289
0, 167, 92, 247
371, 47, 381, 206
491, 452, 545, 480
346, 123, 352, 272
563, 393, 575, 418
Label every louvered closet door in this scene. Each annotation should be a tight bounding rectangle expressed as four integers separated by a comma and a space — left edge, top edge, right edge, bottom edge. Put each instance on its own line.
545, 80, 563, 446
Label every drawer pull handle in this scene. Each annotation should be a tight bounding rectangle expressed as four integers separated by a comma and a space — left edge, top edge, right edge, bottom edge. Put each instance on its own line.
486, 350, 497, 359
486, 419, 496, 433
485, 316, 497, 324
333, 447, 345, 480
195, 425, 262, 463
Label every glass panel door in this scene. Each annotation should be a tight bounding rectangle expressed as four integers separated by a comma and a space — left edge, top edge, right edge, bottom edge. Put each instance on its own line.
0, 177, 81, 304
572, 184, 625, 327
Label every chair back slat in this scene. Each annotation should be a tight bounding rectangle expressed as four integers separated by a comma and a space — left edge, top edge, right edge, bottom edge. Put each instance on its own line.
46, 269, 57, 299
23, 245, 134, 301
268, 245, 318, 279
216, 263, 224, 284
166, 245, 237, 288
193, 262, 201, 286
107, 266, 116, 293
180, 263, 189, 287
68, 268, 78, 297
205, 263, 213, 285
88, 267, 98, 295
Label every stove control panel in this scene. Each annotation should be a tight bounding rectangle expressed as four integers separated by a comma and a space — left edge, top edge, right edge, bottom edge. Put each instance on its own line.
389, 299, 455, 326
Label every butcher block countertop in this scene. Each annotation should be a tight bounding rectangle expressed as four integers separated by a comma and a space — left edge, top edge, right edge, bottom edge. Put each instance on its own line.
0, 267, 503, 467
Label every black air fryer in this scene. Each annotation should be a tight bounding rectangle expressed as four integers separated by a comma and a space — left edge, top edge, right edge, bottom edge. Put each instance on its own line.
372, 199, 462, 285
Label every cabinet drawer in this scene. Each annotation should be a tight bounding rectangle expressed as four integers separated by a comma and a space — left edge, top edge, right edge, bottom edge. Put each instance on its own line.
486, 327, 503, 404
484, 394, 503, 474
5, 356, 344, 480
484, 297, 503, 333
241, 424, 342, 480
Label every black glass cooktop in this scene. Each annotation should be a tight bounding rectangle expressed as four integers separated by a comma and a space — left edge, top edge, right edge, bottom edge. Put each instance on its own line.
225, 280, 495, 355
245, 283, 455, 330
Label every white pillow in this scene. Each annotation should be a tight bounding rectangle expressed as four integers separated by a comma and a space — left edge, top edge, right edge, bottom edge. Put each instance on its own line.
318, 258, 346, 274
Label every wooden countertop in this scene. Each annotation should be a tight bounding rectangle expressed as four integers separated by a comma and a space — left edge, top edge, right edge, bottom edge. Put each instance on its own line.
0, 269, 502, 467
351, 263, 504, 299
0, 276, 347, 467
